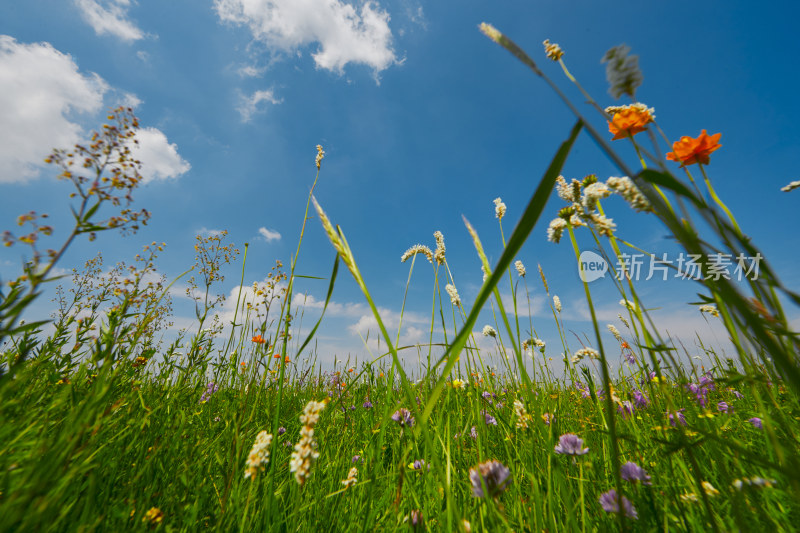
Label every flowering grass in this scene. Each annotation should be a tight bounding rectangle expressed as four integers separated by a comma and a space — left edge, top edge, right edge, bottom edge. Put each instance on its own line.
2, 28, 800, 533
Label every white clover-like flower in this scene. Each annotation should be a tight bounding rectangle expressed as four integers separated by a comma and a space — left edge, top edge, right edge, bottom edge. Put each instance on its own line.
547, 218, 567, 243
514, 260, 526, 277
445, 284, 461, 307
607, 324, 622, 342
482, 325, 497, 338
553, 295, 562, 313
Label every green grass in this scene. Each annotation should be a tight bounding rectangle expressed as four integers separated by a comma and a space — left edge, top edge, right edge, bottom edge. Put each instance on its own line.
2, 30, 800, 532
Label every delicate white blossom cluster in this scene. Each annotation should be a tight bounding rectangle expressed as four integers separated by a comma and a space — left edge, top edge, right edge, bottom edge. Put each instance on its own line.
514, 260, 526, 277
445, 284, 461, 307
699, 304, 720, 318
482, 325, 497, 338
290, 400, 326, 485
606, 177, 652, 212
553, 295, 562, 313
513, 399, 531, 429
401, 244, 433, 263
494, 197, 507, 220
571, 347, 600, 364
607, 324, 622, 342
433, 231, 446, 265
341, 467, 358, 489
244, 431, 273, 479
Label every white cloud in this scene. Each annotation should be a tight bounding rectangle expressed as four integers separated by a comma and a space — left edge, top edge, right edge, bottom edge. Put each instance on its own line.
0, 36, 107, 183
237, 89, 281, 122
258, 227, 281, 242
198, 227, 226, 237
214, 0, 398, 77
0, 36, 188, 185
133, 127, 191, 182
237, 64, 266, 78
74, 0, 146, 42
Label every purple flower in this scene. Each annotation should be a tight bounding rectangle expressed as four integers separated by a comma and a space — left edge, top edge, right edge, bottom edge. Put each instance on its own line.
598, 489, 638, 519
469, 460, 511, 498
748, 417, 763, 429
412, 459, 429, 471
624, 351, 636, 365
278, 426, 286, 436
554, 433, 589, 456
617, 401, 635, 419
699, 372, 715, 391
495, 402, 503, 410
574, 381, 591, 399
717, 401, 731, 414
362, 400, 373, 409
391, 408, 415, 428
632, 390, 649, 409
470, 426, 477, 440
352, 455, 362, 463
620, 461, 652, 486
409, 509, 424, 530
667, 409, 687, 427
731, 389, 743, 399
481, 391, 496, 402
482, 410, 498, 426
199, 382, 219, 403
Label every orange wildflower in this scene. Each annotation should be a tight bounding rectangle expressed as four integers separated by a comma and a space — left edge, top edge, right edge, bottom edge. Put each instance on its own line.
666, 129, 722, 166
621, 341, 630, 350
274, 353, 281, 359
252, 335, 266, 344
606, 104, 654, 140
284, 356, 291, 364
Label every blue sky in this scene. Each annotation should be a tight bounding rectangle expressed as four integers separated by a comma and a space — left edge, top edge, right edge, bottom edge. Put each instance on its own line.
1, 0, 798, 373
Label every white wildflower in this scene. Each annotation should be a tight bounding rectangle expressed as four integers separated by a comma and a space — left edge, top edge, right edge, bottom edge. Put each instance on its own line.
513, 399, 531, 429
607, 324, 622, 342
542, 39, 564, 61
699, 304, 720, 318
582, 182, 611, 212
514, 260, 526, 277
590, 213, 616, 237
341, 466, 358, 488
401, 244, 434, 263
445, 284, 461, 307
781, 180, 800, 193
482, 325, 497, 338
494, 197, 507, 220
606, 176, 652, 212
620, 299, 636, 311
290, 400, 326, 485
547, 218, 567, 243
571, 347, 599, 364
244, 431, 273, 479
433, 231, 446, 265
553, 295, 562, 313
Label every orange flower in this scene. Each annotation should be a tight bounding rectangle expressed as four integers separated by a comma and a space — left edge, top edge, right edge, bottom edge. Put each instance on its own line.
607, 104, 654, 140
273, 353, 281, 359
666, 130, 722, 166
284, 356, 291, 364
252, 335, 266, 344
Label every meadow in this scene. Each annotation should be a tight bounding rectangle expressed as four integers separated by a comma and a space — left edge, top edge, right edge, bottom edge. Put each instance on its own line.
1, 27, 800, 532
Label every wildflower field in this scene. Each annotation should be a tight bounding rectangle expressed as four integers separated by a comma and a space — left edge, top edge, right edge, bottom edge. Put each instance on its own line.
3, 26, 800, 533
